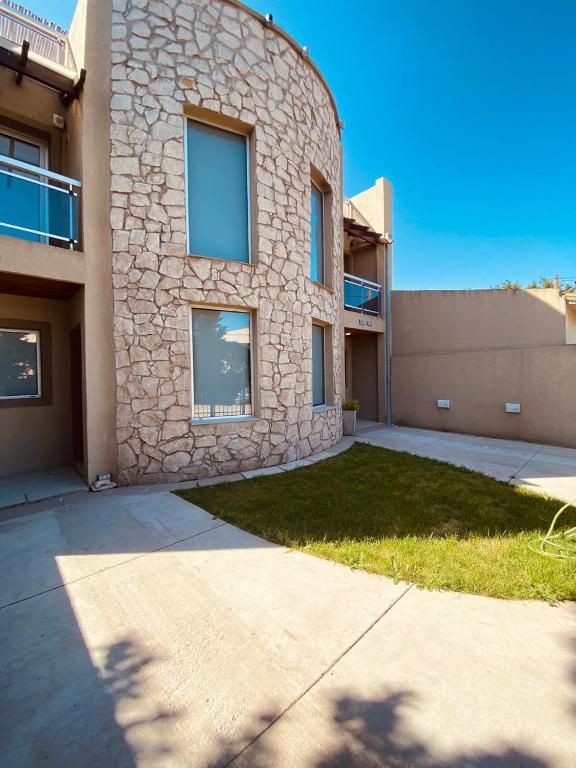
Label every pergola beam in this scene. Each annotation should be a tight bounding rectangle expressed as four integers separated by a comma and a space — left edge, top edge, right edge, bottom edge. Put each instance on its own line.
0, 42, 85, 101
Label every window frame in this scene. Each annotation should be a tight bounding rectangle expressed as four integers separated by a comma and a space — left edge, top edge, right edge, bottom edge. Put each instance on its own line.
184, 116, 252, 265
312, 322, 326, 408
0, 327, 42, 400
189, 305, 255, 423
0, 319, 52, 408
310, 179, 325, 285
0, 126, 49, 244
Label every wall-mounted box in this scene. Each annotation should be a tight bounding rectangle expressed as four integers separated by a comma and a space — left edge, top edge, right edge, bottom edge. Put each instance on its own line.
437, 399, 450, 409
505, 402, 521, 414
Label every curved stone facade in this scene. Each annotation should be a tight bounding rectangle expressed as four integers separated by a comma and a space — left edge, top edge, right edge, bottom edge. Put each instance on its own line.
110, 0, 343, 483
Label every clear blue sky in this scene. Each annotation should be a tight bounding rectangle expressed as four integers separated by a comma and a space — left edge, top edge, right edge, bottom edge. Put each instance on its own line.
27, 0, 576, 289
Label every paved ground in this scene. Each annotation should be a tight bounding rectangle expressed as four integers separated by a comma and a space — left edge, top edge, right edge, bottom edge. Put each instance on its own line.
1, 432, 575, 767
357, 421, 576, 502
0, 466, 87, 510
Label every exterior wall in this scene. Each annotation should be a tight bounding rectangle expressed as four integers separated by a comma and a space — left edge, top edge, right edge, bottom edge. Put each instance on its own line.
392, 288, 576, 447
0, 66, 66, 174
67, 0, 118, 483
109, 0, 343, 483
0, 0, 116, 483
343, 180, 391, 423
393, 288, 568, 355
350, 177, 393, 239
0, 294, 72, 476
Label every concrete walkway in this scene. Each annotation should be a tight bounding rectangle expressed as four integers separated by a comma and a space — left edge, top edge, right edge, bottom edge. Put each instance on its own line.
357, 421, 576, 502
1, 461, 574, 767
0, 466, 87, 510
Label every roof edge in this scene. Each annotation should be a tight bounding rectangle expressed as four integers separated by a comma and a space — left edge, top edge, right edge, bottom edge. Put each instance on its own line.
224, 0, 341, 135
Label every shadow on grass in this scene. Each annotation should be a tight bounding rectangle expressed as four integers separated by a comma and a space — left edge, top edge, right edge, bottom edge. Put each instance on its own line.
177, 443, 562, 543
176, 443, 576, 601
208, 688, 555, 768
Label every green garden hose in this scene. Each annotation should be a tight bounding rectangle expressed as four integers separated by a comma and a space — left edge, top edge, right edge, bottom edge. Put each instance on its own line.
529, 496, 576, 560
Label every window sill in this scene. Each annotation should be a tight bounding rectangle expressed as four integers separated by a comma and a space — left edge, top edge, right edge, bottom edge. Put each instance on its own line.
191, 415, 262, 426
310, 279, 335, 294
188, 252, 257, 268
312, 404, 336, 414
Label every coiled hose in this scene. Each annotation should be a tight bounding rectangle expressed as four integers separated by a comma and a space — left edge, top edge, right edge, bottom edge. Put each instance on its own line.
529, 496, 576, 560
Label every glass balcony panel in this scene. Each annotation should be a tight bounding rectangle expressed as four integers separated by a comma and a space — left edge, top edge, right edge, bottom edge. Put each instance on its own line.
0, 159, 80, 246
344, 275, 381, 315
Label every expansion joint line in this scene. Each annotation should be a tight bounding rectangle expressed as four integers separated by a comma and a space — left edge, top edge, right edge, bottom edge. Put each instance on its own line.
223, 582, 414, 767
0, 521, 228, 611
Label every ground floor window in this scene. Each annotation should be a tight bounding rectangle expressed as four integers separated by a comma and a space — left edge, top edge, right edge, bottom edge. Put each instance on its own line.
191, 307, 252, 420
312, 323, 325, 406
0, 327, 41, 399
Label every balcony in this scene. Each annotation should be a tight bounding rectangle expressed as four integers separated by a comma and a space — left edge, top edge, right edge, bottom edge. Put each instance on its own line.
0, 154, 80, 248
344, 273, 381, 316
0, 2, 75, 70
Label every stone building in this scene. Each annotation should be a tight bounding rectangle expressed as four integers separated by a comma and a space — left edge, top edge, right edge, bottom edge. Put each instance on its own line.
0, 0, 392, 486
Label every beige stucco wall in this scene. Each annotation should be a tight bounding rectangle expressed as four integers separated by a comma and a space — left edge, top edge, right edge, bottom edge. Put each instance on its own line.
67, 0, 118, 483
0, 294, 72, 476
0, 0, 116, 483
109, 0, 343, 483
350, 177, 392, 239
392, 289, 576, 447
393, 288, 568, 355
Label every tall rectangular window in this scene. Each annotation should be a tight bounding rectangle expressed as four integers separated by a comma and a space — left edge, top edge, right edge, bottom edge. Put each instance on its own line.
310, 181, 325, 283
0, 328, 41, 399
191, 308, 252, 420
0, 130, 49, 244
186, 119, 250, 263
312, 323, 325, 407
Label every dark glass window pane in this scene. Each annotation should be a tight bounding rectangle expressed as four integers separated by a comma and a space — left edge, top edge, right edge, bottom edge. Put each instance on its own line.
192, 309, 252, 419
0, 329, 40, 398
12, 139, 41, 166
312, 324, 325, 406
0, 134, 47, 243
310, 183, 324, 283
187, 120, 249, 263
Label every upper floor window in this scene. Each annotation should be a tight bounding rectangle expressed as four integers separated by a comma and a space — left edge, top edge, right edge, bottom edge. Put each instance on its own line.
0, 126, 79, 248
310, 181, 325, 283
186, 119, 250, 263
0, 129, 47, 244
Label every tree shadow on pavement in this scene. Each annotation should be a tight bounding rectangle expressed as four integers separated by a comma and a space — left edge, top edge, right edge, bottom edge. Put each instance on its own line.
313, 689, 552, 768
210, 688, 555, 768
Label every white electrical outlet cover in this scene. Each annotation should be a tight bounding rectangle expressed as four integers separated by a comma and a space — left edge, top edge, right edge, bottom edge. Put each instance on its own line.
437, 399, 450, 409
505, 402, 521, 413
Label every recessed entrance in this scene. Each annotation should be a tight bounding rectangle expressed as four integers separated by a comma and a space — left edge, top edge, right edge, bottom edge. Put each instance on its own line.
344, 330, 383, 422
0, 272, 86, 486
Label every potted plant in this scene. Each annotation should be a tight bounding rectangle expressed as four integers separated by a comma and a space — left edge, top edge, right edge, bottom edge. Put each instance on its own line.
342, 399, 359, 435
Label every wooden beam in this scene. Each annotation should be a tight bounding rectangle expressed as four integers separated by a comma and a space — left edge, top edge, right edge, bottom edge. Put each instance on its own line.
0, 45, 80, 100
15, 39, 29, 85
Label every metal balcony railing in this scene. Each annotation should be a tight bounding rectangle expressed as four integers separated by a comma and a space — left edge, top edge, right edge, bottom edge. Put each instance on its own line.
0, 154, 80, 248
0, 2, 75, 69
343, 273, 381, 316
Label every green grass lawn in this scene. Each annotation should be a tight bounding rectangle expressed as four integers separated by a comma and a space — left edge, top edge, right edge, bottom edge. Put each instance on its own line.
175, 443, 576, 601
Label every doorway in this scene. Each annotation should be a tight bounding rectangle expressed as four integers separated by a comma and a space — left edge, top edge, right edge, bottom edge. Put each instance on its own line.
345, 331, 380, 421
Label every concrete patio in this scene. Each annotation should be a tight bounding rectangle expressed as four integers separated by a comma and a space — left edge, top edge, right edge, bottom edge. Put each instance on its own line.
1, 435, 574, 767
0, 466, 87, 510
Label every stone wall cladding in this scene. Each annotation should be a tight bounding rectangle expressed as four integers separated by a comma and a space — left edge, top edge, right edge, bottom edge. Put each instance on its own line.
110, 0, 343, 484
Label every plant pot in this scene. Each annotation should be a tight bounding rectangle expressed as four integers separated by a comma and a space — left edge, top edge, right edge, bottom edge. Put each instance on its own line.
342, 409, 357, 435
